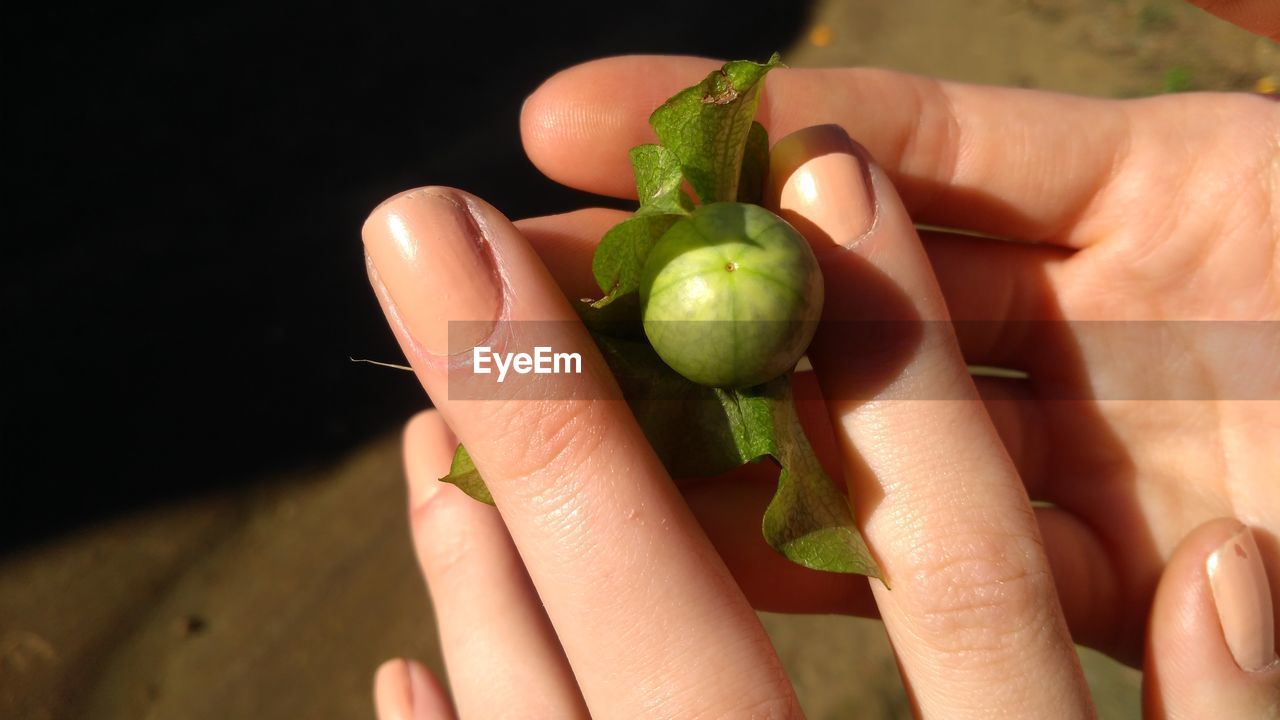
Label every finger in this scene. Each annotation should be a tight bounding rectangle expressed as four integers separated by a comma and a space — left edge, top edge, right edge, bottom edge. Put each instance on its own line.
402, 411, 586, 718
363, 188, 799, 717
971, 377, 1049, 497
1033, 507, 1125, 661
1144, 519, 1280, 718
771, 124, 1093, 717
521, 55, 1130, 245
920, 229, 1072, 369
374, 658, 456, 720
1186, 0, 1280, 40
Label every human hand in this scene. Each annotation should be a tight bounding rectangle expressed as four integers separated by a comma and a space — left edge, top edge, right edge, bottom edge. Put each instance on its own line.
364, 108, 1261, 719
359, 116, 1115, 714
355, 46, 1274, 717
516, 47, 1279, 649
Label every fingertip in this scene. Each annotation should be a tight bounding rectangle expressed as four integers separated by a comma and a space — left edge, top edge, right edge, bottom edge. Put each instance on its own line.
404, 409, 454, 449
518, 55, 722, 199
519, 59, 635, 197
1145, 518, 1280, 717
402, 410, 458, 509
768, 124, 858, 190
769, 124, 882, 259
405, 659, 457, 720
374, 658, 456, 720
1209, 524, 1278, 673
373, 658, 413, 720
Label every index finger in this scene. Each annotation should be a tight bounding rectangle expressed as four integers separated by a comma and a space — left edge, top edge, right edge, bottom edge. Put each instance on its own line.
362, 186, 801, 718
520, 55, 1130, 246
771, 124, 1093, 717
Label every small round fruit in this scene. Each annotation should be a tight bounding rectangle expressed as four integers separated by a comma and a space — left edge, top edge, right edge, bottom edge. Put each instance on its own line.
639, 202, 823, 388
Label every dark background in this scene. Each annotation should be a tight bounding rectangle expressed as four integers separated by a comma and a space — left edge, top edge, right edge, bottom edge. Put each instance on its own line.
1, 3, 811, 550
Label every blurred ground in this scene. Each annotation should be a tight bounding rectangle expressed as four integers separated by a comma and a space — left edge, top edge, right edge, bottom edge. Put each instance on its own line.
790, 0, 1273, 95
1, 1, 1269, 718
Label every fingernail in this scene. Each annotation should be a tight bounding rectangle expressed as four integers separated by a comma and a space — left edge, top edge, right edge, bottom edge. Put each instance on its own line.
772, 124, 878, 249
405, 660, 436, 719
363, 188, 502, 356
373, 659, 413, 720
1207, 525, 1277, 672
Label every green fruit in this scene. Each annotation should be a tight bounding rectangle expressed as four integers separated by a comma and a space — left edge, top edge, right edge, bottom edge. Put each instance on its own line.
638, 202, 823, 388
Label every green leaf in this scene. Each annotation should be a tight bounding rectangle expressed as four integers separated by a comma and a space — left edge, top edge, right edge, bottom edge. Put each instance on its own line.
736, 122, 769, 205
1162, 66, 1193, 93
586, 147, 692, 310
760, 379, 880, 577
630, 144, 695, 215
590, 212, 679, 308
649, 53, 781, 204
440, 444, 493, 505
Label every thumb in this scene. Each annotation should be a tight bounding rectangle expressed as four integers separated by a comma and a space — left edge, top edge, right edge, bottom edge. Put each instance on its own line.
1144, 519, 1279, 718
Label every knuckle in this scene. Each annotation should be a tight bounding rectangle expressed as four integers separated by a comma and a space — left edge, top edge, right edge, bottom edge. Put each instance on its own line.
491, 399, 608, 495
484, 400, 614, 547
900, 74, 964, 216
902, 528, 1057, 659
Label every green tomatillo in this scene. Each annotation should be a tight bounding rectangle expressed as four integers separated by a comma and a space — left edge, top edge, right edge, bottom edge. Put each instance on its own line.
638, 202, 823, 388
